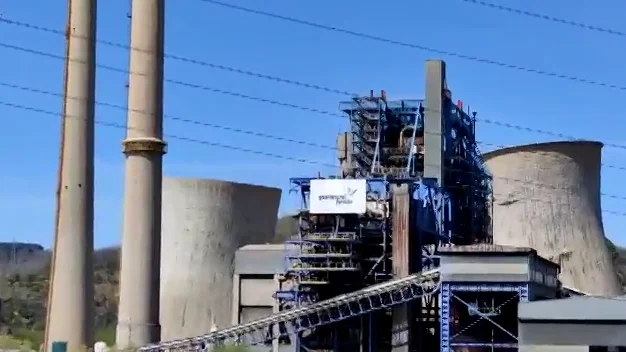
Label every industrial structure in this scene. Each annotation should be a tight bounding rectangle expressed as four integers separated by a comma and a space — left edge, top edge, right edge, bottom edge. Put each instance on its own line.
277, 61, 491, 351
40, 1, 623, 350
518, 295, 626, 350
45, 0, 97, 350
132, 59, 624, 352
437, 244, 560, 351
273, 60, 491, 351
160, 178, 281, 340
484, 141, 622, 296
116, 0, 167, 348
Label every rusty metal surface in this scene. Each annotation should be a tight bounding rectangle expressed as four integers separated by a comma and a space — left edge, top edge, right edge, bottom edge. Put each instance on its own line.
392, 184, 411, 278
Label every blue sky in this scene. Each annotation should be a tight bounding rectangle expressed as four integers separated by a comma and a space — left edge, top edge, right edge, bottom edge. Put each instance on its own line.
1, 0, 625, 248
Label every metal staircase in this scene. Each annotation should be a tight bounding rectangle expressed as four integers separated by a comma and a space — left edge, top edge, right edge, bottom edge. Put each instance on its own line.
138, 269, 441, 351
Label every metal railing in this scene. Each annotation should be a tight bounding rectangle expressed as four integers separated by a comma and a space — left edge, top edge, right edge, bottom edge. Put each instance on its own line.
138, 269, 441, 351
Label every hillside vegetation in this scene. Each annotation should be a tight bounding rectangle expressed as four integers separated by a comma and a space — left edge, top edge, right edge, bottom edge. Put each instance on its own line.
0, 218, 624, 346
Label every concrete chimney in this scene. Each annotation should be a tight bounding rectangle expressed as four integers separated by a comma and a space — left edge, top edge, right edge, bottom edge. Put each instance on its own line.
115, 0, 166, 348
44, 0, 97, 350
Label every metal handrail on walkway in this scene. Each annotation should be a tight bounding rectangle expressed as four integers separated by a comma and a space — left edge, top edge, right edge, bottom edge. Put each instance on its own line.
138, 269, 441, 351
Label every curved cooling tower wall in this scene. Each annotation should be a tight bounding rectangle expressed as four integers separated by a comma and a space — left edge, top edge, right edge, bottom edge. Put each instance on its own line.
484, 141, 622, 296
160, 177, 281, 340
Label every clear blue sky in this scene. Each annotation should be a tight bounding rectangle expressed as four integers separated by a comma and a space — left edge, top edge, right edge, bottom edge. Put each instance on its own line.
1, 0, 625, 248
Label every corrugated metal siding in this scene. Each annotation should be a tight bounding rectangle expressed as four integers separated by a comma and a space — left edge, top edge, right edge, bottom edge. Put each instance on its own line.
241, 278, 277, 306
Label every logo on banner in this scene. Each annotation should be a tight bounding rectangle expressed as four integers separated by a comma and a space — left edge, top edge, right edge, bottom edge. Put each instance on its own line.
309, 179, 366, 214
318, 186, 358, 205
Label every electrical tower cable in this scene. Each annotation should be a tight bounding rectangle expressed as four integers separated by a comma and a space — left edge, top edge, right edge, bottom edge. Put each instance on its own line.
453, 0, 626, 37
1, 54, 626, 172
0, 17, 353, 97
0, 82, 336, 151
2, 98, 626, 216
197, 0, 626, 92
2, 18, 626, 152
2, 39, 626, 164
0, 100, 338, 169
4, 79, 626, 201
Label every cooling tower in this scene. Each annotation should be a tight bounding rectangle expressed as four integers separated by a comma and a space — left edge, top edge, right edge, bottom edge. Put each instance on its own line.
484, 141, 622, 296
160, 177, 281, 340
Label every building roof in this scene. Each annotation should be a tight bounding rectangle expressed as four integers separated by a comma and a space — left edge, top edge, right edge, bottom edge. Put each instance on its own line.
437, 244, 535, 255
519, 296, 626, 322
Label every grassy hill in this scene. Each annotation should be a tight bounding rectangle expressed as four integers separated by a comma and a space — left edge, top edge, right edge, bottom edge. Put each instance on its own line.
0, 220, 624, 346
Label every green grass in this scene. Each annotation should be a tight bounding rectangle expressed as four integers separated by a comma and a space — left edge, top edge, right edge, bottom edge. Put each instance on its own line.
0, 335, 34, 351
5, 327, 116, 351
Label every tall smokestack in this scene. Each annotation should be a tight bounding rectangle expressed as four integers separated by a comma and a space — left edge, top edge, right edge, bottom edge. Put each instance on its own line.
115, 0, 166, 348
45, 0, 97, 351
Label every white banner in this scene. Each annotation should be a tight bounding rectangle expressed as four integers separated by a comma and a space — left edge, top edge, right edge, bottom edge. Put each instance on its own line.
309, 179, 367, 214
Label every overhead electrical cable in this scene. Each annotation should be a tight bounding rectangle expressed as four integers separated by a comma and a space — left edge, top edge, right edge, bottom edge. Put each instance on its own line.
1, 37, 625, 154
4, 77, 626, 176
454, 0, 626, 37
3, 98, 625, 217
196, 0, 626, 92
2, 88, 626, 204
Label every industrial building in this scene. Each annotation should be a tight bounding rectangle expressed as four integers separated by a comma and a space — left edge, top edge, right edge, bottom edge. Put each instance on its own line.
42, 0, 622, 348
139, 59, 623, 352
159, 178, 281, 340
484, 141, 622, 296
271, 60, 493, 351
518, 295, 626, 350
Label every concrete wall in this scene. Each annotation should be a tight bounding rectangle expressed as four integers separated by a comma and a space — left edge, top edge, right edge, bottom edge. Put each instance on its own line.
484, 141, 622, 296
160, 178, 281, 341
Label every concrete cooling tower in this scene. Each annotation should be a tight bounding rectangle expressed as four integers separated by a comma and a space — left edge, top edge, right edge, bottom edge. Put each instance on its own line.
160, 177, 281, 340
484, 141, 622, 296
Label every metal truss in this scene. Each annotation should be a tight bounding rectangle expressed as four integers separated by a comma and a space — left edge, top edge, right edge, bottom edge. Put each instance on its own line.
138, 269, 441, 352
440, 283, 530, 352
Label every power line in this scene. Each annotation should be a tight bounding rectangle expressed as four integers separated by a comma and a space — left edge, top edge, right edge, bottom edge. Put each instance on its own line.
2, 90, 626, 204
455, 0, 626, 37
1, 36, 626, 155
3, 98, 625, 217
0, 82, 337, 152
0, 18, 354, 97
4, 76, 626, 176
197, 0, 626, 92
0, 99, 338, 168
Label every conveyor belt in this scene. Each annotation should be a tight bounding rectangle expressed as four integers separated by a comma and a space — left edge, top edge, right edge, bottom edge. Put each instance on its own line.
138, 269, 440, 351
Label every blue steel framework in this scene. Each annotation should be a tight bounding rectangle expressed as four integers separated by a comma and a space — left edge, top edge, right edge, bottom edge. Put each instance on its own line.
440, 283, 530, 351
277, 91, 491, 351
443, 99, 492, 245
276, 177, 393, 350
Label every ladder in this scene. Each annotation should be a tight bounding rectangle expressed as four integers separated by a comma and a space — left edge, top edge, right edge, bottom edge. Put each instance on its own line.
138, 269, 441, 351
